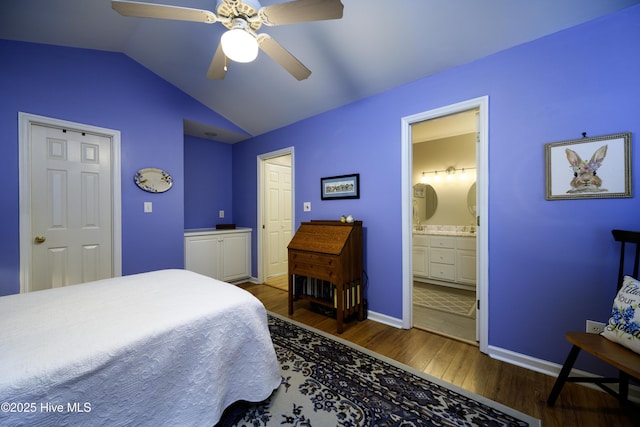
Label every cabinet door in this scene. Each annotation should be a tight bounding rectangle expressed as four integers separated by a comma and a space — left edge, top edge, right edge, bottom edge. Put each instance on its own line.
185, 235, 220, 279
412, 246, 428, 277
221, 233, 251, 281
456, 250, 476, 285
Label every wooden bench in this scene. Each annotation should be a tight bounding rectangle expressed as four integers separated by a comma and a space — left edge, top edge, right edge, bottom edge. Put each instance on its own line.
547, 229, 640, 406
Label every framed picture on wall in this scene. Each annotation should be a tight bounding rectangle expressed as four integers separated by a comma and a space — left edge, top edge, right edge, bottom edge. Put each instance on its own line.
545, 132, 632, 200
321, 173, 360, 200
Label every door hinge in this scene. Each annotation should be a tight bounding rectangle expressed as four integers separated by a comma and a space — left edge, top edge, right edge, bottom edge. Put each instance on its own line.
477, 300, 480, 310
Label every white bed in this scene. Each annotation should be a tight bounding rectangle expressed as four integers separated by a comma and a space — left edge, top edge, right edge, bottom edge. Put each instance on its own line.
0, 269, 281, 426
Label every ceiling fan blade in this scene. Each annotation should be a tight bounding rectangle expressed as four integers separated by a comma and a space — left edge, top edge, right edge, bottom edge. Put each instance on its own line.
207, 43, 228, 80
257, 34, 311, 81
258, 0, 343, 26
112, 1, 216, 24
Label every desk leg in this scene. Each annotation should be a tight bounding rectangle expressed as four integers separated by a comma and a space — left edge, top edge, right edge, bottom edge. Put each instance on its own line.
358, 278, 364, 321
288, 273, 294, 315
336, 282, 344, 334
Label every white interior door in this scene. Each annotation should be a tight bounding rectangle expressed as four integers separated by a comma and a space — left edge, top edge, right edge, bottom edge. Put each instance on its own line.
264, 157, 292, 278
28, 124, 113, 291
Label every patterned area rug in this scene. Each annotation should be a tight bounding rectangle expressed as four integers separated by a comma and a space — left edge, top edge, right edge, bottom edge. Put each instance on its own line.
216, 313, 539, 427
413, 283, 476, 318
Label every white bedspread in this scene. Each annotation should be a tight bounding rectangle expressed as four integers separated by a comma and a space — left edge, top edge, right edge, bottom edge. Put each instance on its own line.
0, 269, 281, 426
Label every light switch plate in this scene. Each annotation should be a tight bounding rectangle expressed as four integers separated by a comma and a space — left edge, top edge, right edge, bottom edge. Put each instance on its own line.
219, 210, 224, 218
144, 202, 152, 213
303, 202, 311, 212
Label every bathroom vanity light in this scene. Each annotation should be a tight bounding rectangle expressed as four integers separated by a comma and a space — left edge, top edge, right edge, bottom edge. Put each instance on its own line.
420, 166, 476, 183
421, 171, 442, 183
457, 167, 476, 181
445, 166, 456, 181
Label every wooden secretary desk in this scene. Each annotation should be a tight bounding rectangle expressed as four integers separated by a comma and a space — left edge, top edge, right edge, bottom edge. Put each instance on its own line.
287, 220, 364, 333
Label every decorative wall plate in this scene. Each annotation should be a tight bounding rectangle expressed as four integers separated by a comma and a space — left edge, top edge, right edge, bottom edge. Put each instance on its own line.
134, 168, 173, 193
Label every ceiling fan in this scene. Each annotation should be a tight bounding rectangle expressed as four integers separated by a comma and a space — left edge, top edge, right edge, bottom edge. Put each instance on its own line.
112, 0, 344, 80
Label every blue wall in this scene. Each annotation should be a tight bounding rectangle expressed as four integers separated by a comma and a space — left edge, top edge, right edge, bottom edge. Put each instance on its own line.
232, 5, 640, 372
0, 40, 244, 295
184, 135, 233, 229
1, 5, 639, 373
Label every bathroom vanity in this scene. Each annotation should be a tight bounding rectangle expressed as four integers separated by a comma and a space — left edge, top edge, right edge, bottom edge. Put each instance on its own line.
412, 226, 476, 291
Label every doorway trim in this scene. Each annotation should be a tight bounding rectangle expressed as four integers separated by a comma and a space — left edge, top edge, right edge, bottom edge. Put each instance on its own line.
256, 146, 295, 284
18, 112, 122, 293
401, 96, 489, 353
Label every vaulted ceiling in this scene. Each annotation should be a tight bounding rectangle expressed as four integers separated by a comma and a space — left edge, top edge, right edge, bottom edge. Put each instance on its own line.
2, 0, 639, 143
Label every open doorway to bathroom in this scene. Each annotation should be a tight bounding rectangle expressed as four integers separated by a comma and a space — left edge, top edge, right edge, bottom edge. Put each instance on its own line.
411, 110, 478, 345
401, 96, 488, 352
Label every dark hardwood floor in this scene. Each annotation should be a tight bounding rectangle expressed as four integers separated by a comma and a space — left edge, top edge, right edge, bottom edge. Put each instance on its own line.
239, 282, 637, 427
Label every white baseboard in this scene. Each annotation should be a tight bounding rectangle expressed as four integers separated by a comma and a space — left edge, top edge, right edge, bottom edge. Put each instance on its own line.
366, 310, 404, 329
230, 276, 260, 284
488, 345, 640, 403
488, 345, 561, 377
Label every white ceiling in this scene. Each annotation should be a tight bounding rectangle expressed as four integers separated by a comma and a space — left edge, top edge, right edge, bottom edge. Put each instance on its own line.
2, 0, 639, 143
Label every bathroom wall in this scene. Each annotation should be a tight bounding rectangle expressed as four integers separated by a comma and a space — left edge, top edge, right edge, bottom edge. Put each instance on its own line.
413, 133, 476, 226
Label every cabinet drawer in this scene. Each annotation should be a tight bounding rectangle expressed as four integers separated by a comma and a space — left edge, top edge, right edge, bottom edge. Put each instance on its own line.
429, 236, 455, 249
430, 248, 454, 264
456, 236, 476, 251
289, 251, 336, 267
413, 235, 429, 247
290, 261, 337, 282
429, 263, 455, 281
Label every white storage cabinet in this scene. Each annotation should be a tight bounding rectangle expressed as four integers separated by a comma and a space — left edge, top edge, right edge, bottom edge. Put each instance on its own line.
184, 228, 251, 282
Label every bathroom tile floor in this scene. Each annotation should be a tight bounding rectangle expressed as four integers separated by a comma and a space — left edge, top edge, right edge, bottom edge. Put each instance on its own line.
413, 282, 477, 345
413, 282, 476, 317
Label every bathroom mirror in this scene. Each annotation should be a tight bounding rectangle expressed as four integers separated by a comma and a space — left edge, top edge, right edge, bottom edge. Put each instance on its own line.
413, 183, 438, 221
467, 182, 477, 218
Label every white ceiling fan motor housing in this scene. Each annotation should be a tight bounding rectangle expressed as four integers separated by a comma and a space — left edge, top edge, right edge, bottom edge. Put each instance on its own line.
216, 0, 264, 31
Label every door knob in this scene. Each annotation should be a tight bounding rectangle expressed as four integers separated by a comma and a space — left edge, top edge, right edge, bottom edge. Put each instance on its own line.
34, 235, 46, 244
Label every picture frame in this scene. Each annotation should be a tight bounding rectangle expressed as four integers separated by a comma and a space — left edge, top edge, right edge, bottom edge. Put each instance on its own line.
545, 132, 632, 200
321, 173, 360, 200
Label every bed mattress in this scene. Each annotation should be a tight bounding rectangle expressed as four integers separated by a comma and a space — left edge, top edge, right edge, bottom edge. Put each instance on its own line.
0, 269, 281, 426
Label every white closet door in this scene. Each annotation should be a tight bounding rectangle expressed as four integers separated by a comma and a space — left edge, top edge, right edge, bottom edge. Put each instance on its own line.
29, 124, 113, 291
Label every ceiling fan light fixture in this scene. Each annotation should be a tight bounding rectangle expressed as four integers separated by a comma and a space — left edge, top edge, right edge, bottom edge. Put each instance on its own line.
221, 20, 258, 63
